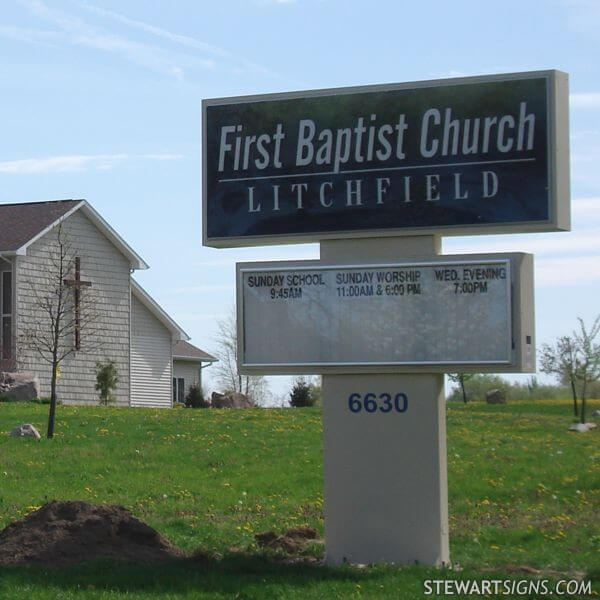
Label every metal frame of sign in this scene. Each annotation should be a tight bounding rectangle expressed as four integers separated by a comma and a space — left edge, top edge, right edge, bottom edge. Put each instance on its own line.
236, 252, 534, 374
203, 70, 569, 248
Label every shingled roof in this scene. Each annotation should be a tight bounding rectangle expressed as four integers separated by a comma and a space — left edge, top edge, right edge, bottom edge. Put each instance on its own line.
173, 340, 217, 363
0, 199, 148, 269
0, 199, 82, 252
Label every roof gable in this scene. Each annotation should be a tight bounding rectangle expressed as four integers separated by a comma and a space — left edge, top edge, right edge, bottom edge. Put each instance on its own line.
0, 199, 148, 270
0, 199, 81, 252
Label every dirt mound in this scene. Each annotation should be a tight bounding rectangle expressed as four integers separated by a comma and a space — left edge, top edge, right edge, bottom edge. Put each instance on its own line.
0, 500, 182, 567
255, 526, 319, 553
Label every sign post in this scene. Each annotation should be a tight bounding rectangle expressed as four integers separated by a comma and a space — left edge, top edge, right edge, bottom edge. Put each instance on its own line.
203, 70, 569, 566
320, 235, 448, 566
322, 371, 447, 565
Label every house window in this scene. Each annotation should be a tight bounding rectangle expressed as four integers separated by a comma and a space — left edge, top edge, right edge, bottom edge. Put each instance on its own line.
172, 377, 186, 404
0, 271, 12, 360
2, 271, 11, 314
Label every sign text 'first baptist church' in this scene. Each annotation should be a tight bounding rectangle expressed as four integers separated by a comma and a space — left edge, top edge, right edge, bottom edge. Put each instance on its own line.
203, 71, 569, 247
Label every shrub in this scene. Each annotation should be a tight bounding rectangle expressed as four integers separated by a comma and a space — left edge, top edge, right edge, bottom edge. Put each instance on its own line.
95, 360, 119, 405
185, 384, 209, 408
289, 378, 315, 407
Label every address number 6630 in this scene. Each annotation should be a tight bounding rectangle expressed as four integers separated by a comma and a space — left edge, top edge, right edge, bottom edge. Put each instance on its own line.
348, 392, 408, 414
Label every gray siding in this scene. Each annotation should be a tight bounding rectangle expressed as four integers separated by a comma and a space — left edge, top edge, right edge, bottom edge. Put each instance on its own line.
16, 210, 131, 405
130, 294, 172, 408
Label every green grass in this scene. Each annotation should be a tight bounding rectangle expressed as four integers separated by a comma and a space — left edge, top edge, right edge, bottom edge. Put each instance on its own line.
0, 399, 598, 599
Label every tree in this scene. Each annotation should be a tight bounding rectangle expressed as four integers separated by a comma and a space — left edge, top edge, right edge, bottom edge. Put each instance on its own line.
19, 223, 100, 438
289, 376, 315, 407
95, 360, 119, 405
540, 335, 580, 417
540, 315, 600, 424
212, 309, 267, 404
448, 373, 474, 403
573, 316, 600, 424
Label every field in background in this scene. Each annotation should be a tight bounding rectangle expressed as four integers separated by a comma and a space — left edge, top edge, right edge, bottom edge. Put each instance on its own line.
0, 399, 598, 599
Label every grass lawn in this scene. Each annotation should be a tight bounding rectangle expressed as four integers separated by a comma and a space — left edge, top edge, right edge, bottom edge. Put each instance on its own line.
0, 399, 598, 599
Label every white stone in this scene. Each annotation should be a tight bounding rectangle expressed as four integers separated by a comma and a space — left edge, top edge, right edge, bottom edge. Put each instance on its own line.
10, 423, 41, 440
568, 422, 597, 433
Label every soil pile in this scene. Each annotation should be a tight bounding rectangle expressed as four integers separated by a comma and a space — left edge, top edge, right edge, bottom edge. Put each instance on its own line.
0, 500, 181, 567
255, 526, 319, 553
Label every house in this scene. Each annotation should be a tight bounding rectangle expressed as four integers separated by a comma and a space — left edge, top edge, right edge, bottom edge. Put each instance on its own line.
173, 340, 216, 403
0, 199, 215, 407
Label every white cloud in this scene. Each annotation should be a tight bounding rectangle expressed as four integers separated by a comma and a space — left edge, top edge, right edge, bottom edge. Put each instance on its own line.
77, 1, 292, 81
2, 1, 305, 86
11, 0, 215, 79
570, 93, 600, 109
536, 255, 600, 286
573, 197, 600, 218
0, 24, 58, 46
444, 230, 600, 258
0, 153, 182, 174
79, 3, 239, 59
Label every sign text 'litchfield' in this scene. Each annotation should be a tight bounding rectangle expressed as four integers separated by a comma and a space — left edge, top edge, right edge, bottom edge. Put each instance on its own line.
203, 71, 568, 246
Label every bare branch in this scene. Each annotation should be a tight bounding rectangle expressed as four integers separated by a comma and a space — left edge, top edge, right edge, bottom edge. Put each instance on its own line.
211, 307, 267, 404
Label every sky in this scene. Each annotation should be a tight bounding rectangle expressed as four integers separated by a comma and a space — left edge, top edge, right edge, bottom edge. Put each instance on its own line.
0, 0, 598, 404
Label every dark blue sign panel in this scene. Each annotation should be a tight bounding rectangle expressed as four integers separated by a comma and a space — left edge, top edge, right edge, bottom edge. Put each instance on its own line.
203, 71, 569, 247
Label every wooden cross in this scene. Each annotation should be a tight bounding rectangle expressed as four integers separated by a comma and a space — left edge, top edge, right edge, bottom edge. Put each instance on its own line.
63, 257, 92, 350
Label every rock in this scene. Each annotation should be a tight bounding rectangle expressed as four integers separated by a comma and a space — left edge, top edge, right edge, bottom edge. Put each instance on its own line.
485, 389, 506, 404
569, 422, 597, 433
10, 424, 41, 440
592, 409, 600, 417
211, 391, 254, 409
0, 372, 40, 401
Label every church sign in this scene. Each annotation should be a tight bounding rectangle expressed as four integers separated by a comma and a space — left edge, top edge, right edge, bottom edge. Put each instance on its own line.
203, 70, 569, 247
202, 69, 569, 567
237, 253, 534, 374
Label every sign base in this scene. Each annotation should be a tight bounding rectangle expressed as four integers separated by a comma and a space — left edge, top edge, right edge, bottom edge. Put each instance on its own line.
322, 373, 449, 566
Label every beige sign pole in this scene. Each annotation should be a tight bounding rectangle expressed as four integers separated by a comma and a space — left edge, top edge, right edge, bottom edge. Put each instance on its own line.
320, 235, 449, 566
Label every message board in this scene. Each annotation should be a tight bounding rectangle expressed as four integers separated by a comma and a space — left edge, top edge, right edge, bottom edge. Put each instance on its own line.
237, 253, 534, 373
204, 70, 569, 247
